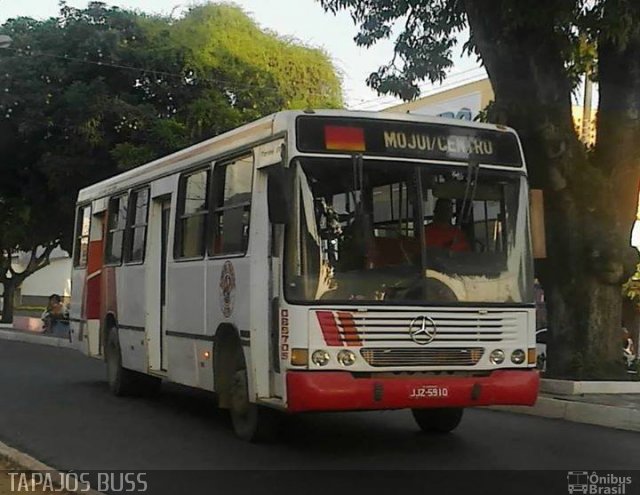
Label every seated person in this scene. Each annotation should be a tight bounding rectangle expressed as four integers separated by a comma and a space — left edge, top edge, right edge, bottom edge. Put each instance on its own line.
424, 199, 470, 252
41, 294, 69, 336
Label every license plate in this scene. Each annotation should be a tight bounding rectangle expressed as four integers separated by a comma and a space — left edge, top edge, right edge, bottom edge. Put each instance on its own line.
409, 385, 449, 399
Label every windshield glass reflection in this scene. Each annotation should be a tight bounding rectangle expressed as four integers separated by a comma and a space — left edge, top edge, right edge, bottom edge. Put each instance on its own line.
284, 158, 533, 305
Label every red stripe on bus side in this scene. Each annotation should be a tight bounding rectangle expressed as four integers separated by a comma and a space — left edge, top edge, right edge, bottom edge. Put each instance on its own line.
84, 239, 103, 320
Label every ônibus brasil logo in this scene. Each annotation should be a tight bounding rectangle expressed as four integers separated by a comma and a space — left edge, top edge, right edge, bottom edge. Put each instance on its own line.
567, 471, 633, 494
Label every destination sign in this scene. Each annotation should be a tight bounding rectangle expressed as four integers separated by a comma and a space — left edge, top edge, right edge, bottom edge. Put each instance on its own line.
296, 116, 523, 167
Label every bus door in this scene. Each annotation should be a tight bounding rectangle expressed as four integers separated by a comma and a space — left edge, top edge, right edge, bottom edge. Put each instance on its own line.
146, 195, 171, 372
253, 140, 286, 399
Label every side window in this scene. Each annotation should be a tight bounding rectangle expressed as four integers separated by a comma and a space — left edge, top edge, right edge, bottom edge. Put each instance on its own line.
210, 155, 253, 255
73, 205, 91, 268
176, 168, 209, 259
105, 194, 128, 265
125, 187, 149, 263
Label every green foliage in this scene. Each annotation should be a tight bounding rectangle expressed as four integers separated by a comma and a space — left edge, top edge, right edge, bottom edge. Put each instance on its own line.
317, 0, 640, 99
320, 0, 465, 100
0, 1, 343, 257
623, 263, 640, 308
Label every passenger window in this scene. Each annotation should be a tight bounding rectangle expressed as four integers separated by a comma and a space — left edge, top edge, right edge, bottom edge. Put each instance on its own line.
211, 155, 253, 255
176, 169, 209, 259
105, 194, 128, 265
73, 205, 91, 268
125, 188, 149, 263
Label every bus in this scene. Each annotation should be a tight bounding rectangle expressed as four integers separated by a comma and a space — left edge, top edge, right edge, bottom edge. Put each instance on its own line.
69, 110, 540, 441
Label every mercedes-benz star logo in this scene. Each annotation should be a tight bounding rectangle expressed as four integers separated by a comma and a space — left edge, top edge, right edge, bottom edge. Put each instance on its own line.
409, 315, 438, 345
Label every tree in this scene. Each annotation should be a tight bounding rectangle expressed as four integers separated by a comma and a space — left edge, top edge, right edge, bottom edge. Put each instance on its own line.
0, 2, 343, 322
319, 0, 640, 378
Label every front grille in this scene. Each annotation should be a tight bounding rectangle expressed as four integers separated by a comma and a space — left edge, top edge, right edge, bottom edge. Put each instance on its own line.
330, 311, 522, 345
360, 347, 484, 367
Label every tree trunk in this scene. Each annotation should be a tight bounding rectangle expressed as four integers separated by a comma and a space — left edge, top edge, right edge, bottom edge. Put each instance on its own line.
1, 281, 16, 324
596, 33, 640, 278
0, 244, 57, 325
464, 0, 632, 378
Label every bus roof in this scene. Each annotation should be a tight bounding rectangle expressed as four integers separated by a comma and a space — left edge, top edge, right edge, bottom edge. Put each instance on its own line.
77, 109, 522, 203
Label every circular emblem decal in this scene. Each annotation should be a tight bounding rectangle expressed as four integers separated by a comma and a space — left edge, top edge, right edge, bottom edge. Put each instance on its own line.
409, 315, 438, 345
219, 261, 236, 318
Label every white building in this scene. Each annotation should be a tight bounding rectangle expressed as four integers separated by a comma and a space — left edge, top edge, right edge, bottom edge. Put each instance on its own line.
384, 78, 493, 121
383, 78, 597, 146
0, 247, 71, 309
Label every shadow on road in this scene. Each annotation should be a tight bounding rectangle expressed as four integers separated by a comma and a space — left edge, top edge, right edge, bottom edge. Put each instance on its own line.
80, 378, 473, 457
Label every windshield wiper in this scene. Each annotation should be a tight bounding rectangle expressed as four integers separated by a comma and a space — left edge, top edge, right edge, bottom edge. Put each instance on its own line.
461, 160, 480, 223
451, 160, 480, 249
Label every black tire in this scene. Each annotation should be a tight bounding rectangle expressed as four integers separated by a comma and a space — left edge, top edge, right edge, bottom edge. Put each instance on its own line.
412, 407, 464, 433
105, 327, 161, 397
536, 353, 546, 372
228, 344, 280, 442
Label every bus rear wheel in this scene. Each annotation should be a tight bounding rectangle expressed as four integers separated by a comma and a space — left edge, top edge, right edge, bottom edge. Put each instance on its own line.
411, 407, 464, 433
105, 327, 160, 397
228, 345, 280, 442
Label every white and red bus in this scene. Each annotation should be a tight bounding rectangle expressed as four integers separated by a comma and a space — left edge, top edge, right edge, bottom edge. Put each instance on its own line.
70, 110, 539, 441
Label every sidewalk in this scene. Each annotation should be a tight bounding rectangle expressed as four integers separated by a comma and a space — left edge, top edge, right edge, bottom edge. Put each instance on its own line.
491, 381, 640, 432
0, 438, 100, 495
0, 324, 73, 349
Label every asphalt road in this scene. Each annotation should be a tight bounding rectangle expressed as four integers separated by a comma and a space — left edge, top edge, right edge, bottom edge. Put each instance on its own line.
1, 339, 639, 474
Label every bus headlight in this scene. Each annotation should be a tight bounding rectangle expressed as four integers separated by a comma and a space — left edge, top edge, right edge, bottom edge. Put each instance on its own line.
489, 349, 505, 365
337, 349, 356, 366
511, 349, 526, 364
311, 350, 330, 366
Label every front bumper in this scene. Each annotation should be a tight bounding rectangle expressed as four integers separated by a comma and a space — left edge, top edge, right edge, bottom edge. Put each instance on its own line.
286, 369, 539, 413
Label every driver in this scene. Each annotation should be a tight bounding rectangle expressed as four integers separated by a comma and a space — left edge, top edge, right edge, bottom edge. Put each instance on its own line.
424, 198, 470, 252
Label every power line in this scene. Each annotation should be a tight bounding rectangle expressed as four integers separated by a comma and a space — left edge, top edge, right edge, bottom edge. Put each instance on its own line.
349, 66, 486, 111
351, 69, 486, 111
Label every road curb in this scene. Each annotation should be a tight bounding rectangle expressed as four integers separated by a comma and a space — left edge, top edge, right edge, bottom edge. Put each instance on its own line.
489, 396, 640, 432
0, 439, 103, 495
0, 328, 73, 349
541, 378, 640, 395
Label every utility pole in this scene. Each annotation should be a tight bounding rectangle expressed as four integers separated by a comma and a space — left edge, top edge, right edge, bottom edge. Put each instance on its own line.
582, 72, 593, 144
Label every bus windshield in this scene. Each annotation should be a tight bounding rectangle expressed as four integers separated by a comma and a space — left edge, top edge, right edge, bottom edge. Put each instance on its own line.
284, 157, 533, 305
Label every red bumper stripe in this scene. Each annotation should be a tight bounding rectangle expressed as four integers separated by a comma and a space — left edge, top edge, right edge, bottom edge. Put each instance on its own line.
286, 369, 539, 413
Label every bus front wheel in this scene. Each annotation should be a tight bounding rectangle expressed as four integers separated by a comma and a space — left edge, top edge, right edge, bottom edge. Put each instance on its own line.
228, 345, 280, 442
411, 407, 464, 433
105, 327, 160, 397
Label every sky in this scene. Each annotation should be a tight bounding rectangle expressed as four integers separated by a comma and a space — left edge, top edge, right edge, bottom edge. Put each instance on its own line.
0, 0, 485, 109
